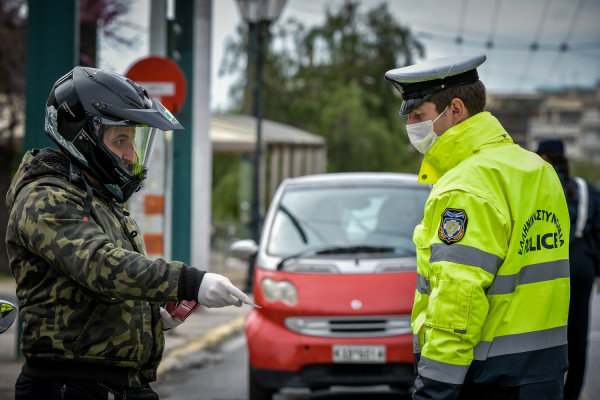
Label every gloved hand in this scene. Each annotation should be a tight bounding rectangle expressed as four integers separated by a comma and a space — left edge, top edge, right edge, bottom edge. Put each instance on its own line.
159, 307, 184, 330
198, 273, 250, 308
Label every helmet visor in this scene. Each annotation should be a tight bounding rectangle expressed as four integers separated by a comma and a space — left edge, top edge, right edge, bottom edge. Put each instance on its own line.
100, 124, 159, 176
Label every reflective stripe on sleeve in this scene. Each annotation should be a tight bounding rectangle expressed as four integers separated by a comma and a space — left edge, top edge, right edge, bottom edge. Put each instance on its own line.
416, 273, 431, 295
418, 355, 470, 385
413, 334, 421, 354
473, 325, 567, 360
430, 243, 504, 276
486, 259, 569, 295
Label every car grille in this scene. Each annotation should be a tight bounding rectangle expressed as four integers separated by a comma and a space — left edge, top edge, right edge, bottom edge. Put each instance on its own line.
284, 315, 412, 337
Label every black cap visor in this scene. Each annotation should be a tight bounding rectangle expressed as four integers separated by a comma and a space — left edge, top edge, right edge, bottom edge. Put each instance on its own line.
400, 94, 433, 116
388, 69, 479, 115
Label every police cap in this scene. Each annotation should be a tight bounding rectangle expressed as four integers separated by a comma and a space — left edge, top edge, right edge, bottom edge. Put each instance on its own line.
385, 53, 487, 115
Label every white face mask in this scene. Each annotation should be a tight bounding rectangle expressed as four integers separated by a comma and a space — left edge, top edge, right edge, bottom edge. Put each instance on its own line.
406, 106, 448, 154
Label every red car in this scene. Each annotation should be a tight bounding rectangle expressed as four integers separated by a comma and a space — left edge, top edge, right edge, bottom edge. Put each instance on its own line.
230, 172, 430, 399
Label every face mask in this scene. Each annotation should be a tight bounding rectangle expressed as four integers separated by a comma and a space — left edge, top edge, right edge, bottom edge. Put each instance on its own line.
406, 106, 448, 154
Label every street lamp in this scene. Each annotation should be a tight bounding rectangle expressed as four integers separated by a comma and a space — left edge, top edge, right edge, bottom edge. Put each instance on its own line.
235, 0, 287, 246
236, 0, 287, 23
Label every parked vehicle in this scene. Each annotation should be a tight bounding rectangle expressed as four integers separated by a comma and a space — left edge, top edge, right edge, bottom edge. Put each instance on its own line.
230, 172, 430, 399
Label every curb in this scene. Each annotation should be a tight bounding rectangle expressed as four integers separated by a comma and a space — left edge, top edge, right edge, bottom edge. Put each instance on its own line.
157, 314, 246, 376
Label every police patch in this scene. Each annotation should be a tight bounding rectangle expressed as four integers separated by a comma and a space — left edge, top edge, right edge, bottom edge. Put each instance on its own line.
438, 208, 468, 244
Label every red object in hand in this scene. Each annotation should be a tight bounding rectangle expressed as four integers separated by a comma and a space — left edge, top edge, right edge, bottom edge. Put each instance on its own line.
165, 300, 200, 321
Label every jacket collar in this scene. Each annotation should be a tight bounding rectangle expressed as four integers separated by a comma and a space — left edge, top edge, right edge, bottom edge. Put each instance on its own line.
417, 111, 513, 184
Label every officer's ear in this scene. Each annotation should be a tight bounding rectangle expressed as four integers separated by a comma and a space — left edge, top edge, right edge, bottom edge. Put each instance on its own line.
449, 98, 468, 125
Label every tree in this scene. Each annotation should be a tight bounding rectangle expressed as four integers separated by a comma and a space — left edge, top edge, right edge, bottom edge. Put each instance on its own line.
79, 0, 136, 67
214, 1, 425, 221
225, 1, 425, 171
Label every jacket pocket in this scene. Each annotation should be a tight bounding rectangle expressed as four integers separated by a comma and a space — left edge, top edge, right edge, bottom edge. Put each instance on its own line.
425, 277, 473, 334
413, 223, 432, 275
73, 301, 142, 363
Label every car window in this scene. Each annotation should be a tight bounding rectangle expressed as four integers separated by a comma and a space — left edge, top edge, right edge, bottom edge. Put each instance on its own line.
266, 185, 429, 257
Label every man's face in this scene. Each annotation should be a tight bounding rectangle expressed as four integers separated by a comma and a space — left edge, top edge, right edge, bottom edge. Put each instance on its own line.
102, 126, 136, 169
407, 101, 452, 137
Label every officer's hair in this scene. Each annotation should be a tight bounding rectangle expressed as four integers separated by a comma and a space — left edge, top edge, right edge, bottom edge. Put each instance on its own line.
430, 80, 486, 116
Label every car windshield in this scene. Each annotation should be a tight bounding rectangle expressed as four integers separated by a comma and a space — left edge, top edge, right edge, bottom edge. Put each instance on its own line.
266, 184, 429, 258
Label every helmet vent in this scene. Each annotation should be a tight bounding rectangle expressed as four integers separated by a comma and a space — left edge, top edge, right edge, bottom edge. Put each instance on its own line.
82, 68, 95, 79
54, 71, 73, 87
125, 95, 143, 109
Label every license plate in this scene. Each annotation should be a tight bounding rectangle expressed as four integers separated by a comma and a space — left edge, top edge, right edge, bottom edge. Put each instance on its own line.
332, 345, 386, 363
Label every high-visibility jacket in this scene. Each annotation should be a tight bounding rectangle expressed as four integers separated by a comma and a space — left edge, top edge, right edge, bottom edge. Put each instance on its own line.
411, 111, 570, 399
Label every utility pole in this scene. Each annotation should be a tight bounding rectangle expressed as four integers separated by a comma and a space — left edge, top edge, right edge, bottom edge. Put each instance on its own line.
169, 0, 212, 269
23, 0, 77, 152
21, 0, 78, 358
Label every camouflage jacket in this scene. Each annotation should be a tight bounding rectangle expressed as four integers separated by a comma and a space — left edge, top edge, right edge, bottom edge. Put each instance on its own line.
5, 148, 186, 387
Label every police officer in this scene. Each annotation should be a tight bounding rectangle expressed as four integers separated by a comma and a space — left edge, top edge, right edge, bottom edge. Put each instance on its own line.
6, 67, 252, 399
536, 139, 600, 400
385, 54, 570, 399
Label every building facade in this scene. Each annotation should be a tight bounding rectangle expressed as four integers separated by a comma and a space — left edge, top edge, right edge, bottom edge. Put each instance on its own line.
527, 83, 600, 161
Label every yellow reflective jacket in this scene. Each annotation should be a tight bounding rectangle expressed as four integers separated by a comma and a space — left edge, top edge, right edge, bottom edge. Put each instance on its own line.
412, 112, 570, 397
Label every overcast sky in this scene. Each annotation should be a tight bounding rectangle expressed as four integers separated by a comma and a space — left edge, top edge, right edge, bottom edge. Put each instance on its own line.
98, 0, 600, 111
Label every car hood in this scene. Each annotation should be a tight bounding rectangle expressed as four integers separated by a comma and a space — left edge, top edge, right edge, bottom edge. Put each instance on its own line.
252, 268, 416, 316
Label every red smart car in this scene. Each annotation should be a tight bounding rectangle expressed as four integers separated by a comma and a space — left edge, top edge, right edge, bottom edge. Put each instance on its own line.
229, 172, 430, 399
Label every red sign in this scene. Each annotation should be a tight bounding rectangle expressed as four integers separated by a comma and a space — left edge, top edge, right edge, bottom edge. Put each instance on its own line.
125, 56, 187, 114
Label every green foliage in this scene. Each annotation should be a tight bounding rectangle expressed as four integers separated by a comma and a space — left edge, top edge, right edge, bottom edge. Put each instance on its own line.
316, 81, 420, 173
571, 159, 600, 189
211, 153, 243, 221
222, 0, 423, 168
216, 0, 426, 220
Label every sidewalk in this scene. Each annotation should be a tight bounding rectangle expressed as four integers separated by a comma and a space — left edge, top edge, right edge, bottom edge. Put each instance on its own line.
0, 271, 251, 399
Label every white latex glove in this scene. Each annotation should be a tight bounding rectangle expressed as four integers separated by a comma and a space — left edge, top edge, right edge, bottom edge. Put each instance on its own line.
198, 273, 250, 308
160, 307, 184, 330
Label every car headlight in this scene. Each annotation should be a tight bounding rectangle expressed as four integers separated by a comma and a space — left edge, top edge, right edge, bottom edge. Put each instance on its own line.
261, 278, 298, 306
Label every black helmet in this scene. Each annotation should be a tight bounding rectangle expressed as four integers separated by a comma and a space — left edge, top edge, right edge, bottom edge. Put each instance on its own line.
45, 66, 184, 202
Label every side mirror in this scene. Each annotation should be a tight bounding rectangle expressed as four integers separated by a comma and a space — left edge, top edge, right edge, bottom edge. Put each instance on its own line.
229, 239, 259, 260
0, 300, 17, 334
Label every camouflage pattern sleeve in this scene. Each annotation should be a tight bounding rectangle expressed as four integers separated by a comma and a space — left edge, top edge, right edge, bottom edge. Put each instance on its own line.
14, 179, 182, 303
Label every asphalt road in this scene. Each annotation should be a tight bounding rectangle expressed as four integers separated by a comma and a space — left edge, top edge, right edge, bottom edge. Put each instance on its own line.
154, 290, 600, 400
2, 285, 598, 400
154, 333, 410, 400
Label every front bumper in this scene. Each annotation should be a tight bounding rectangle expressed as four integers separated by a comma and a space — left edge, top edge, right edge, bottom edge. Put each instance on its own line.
246, 310, 415, 390
251, 363, 415, 390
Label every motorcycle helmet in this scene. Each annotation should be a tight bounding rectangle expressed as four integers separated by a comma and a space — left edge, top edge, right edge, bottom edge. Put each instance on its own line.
45, 66, 184, 202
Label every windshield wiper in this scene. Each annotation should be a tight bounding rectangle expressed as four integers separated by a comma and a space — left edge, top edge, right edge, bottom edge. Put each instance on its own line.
315, 245, 396, 255
276, 246, 323, 270
276, 245, 395, 270
279, 204, 308, 244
